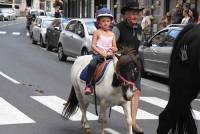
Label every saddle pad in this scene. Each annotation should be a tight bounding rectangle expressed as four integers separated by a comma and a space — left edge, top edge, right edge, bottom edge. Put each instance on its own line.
80, 62, 109, 84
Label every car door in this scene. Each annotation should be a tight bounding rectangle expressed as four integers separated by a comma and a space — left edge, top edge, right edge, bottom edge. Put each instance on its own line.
70, 21, 85, 56
155, 29, 181, 77
35, 18, 42, 42
143, 30, 169, 76
53, 19, 61, 48
62, 20, 77, 56
46, 19, 57, 47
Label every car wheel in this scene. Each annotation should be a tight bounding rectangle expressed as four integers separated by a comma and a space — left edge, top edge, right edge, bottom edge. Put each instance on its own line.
81, 48, 89, 56
40, 36, 45, 48
58, 44, 67, 61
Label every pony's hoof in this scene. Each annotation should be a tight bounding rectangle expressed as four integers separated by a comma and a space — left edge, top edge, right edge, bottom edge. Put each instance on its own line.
83, 128, 91, 134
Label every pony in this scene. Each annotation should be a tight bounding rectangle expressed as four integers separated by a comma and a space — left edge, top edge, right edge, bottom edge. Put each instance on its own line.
157, 24, 200, 134
62, 48, 141, 134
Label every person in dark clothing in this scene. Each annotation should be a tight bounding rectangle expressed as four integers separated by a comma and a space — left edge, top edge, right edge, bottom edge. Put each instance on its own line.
172, 3, 183, 24
54, 9, 61, 18
189, 8, 199, 23
112, 1, 144, 134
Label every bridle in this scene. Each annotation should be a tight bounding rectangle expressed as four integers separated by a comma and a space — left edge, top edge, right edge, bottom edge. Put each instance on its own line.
114, 53, 137, 88
117, 73, 135, 88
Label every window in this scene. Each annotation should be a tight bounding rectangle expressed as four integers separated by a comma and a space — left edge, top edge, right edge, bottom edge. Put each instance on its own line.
75, 22, 84, 37
66, 20, 77, 33
50, 19, 60, 27
85, 21, 97, 35
165, 29, 181, 46
151, 30, 168, 47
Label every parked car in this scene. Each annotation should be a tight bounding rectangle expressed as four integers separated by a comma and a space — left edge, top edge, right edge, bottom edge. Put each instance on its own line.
0, 8, 16, 21
58, 18, 96, 61
139, 25, 184, 78
46, 18, 70, 51
31, 17, 55, 47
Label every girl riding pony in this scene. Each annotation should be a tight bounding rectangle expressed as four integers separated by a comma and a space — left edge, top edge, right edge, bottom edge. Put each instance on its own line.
84, 8, 118, 95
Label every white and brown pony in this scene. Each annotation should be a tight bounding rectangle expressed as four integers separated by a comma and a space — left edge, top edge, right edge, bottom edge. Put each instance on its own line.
62, 48, 141, 134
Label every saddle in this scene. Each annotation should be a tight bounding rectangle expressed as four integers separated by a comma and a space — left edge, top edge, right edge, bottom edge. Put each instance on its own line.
80, 60, 110, 84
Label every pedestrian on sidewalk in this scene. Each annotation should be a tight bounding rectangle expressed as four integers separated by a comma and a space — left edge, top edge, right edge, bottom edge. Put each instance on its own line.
181, 9, 190, 24
159, 12, 172, 29
189, 8, 199, 24
112, 1, 144, 133
172, 3, 183, 24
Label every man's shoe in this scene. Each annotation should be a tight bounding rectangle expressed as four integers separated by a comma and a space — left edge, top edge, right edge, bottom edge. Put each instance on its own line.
84, 86, 92, 95
132, 124, 144, 134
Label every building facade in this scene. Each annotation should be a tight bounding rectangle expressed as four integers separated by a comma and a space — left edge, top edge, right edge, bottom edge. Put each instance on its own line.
63, 0, 199, 23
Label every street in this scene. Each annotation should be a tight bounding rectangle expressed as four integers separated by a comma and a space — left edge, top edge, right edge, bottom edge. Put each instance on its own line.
0, 18, 199, 134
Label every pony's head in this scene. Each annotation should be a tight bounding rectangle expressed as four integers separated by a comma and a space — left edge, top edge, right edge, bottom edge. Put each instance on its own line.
112, 47, 141, 101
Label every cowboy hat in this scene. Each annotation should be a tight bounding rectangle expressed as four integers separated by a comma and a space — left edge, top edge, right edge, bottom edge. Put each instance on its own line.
121, 0, 144, 14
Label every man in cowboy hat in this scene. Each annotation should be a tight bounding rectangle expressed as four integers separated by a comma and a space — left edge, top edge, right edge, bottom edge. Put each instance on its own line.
113, 0, 144, 133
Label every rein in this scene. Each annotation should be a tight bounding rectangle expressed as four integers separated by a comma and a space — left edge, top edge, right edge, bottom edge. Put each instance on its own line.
117, 74, 135, 87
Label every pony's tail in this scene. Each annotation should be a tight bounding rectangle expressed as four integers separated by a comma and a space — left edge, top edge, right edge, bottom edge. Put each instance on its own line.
62, 86, 79, 119
171, 104, 197, 134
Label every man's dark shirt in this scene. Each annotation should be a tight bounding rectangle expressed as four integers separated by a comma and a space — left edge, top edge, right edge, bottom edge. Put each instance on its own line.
112, 20, 142, 54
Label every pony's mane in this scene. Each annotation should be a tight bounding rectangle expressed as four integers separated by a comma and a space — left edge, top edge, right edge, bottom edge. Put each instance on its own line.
116, 47, 139, 73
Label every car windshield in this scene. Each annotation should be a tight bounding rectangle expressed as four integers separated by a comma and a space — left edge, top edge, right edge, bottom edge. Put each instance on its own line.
42, 20, 53, 28
85, 21, 97, 35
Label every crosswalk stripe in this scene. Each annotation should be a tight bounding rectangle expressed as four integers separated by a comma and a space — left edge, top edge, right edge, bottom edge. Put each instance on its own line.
112, 106, 158, 119
0, 97, 35, 125
104, 128, 121, 134
12, 32, 21, 35
31, 96, 98, 121
140, 97, 200, 120
0, 31, 6, 34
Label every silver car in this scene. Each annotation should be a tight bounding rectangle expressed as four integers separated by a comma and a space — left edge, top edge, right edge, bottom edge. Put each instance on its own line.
0, 8, 16, 21
31, 17, 55, 47
139, 25, 183, 78
58, 18, 96, 61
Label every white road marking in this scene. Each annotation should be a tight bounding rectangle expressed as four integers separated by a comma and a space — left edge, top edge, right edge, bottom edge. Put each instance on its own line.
0, 97, 35, 125
0, 72, 20, 84
31, 96, 98, 121
141, 78, 169, 93
0, 22, 25, 28
12, 32, 21, 35
104, 128, 121, 134
0, 31, 7, 34
112, 106, 158, 119
140, 97, 200, 120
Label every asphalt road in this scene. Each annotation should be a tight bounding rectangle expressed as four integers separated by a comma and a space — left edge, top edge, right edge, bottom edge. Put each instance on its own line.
0, 18, 199, 134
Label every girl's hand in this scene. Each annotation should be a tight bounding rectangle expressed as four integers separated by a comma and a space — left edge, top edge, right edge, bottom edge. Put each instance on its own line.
101, 52, 107, 58
112, 47, 118, 52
